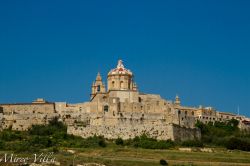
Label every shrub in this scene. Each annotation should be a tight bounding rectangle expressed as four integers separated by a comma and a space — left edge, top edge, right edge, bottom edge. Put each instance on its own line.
115, 138, 124, 145
0, 130, 24, 141
14, 141, 40, 152
195, 121, 209, 134
98, 139, 106, 147
0, 118, 109, 152
195, 120, 250, 150
181, 140, 204, 147
28, 117, 67, 136
160, 159, 168, 165
52, 146, 59, 153
226, 137, 250, 151
0, 140, 5, 149
61, 135, 107, 148
29, 135, 56, 148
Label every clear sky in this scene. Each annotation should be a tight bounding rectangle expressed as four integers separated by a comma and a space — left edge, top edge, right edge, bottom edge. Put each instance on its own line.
0, 0, 249, 116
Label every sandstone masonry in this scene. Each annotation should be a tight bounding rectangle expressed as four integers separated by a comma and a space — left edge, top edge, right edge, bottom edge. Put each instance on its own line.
0, 60, 249, 141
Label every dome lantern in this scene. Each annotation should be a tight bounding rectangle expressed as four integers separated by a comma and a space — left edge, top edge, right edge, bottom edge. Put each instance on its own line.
108, 60, 133, 76
107, 60, 137, 91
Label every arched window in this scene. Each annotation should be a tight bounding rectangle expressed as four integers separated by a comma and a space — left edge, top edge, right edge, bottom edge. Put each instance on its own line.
97, 85, 101, 92
138, 97, 142, 103
120, 81, 124, 89
104, 105, 109, 112
112, 81, 115, 88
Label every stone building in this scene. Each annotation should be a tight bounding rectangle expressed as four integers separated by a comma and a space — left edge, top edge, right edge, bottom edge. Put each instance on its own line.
0, 98, 57, 130
0, 60, 249, 140
66, 60, 200, 141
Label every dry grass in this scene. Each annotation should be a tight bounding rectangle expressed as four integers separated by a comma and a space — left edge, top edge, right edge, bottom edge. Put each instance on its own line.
55, 147, 250, 166
1, 147, 250, 166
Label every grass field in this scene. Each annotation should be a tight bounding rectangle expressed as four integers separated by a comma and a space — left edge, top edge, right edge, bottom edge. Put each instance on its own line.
64, 147, 250, 166
1, 146, 248, 166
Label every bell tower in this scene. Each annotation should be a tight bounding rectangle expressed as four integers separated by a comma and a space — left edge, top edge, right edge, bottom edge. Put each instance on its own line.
91, 72, 106, 99
174, 95, 181, 106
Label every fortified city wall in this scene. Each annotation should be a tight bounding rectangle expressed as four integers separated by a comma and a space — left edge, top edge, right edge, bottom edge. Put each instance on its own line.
0, 60, 249, 141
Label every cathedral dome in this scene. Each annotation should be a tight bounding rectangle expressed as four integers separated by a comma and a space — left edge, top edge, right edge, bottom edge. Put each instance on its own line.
108, 60, 133, 76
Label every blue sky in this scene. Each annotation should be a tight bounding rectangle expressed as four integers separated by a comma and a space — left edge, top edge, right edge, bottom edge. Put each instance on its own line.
0, 0, 249, 116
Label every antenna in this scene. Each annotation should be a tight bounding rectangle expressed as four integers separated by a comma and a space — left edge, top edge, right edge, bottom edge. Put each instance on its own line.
237, 106, 240, 115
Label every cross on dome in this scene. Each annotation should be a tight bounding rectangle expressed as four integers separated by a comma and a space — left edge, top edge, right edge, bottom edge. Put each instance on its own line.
117, 60, 124, 69
108, 59, 133, 76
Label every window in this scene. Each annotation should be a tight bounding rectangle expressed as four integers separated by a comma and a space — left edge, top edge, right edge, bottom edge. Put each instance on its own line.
138, 97, 142, 103
120, 81, 124, 89
97, 85, 101, 92
112, 81, 115, 88
104, 105, 109, 112
178, 110, 181, 115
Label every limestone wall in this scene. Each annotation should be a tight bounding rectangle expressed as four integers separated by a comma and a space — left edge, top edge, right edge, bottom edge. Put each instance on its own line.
68, 118, 171, 140
170, 124, 201, 141
0, 103, 55, 114
68, 121, 200, 141
63, 91, 199, 141
109, 91, 139, 103
67, 111, 200, 141
0, 103, 57, 130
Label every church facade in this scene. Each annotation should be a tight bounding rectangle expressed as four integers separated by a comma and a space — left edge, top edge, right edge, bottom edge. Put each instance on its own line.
64, 60, 200, 141
0, 60, 249, 141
